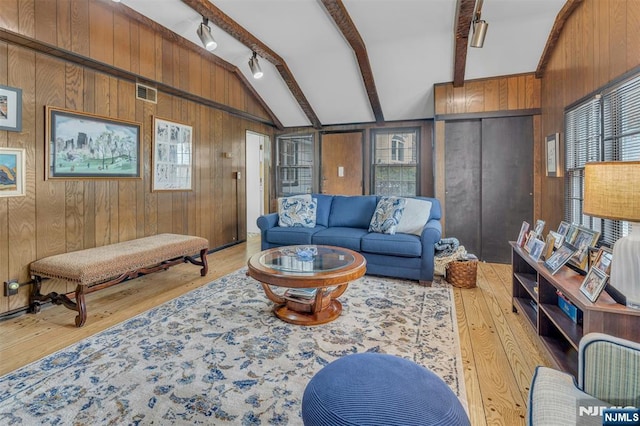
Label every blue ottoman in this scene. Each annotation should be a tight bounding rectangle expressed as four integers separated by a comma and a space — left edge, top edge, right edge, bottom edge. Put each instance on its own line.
301, 353, 469, 426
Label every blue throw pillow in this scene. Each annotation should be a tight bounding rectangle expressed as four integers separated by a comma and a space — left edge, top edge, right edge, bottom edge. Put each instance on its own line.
278, 196, 317, 228
368, 196, 406, 234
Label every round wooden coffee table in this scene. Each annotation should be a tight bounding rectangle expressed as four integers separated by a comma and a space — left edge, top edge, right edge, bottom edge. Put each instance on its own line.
247, 245, 367, 325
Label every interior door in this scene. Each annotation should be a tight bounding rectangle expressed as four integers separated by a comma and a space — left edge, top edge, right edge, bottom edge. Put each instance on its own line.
444, 117, 533, 263
320, 132, 363, 195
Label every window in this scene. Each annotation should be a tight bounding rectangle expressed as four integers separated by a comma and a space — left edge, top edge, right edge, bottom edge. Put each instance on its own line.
372, 129, 419, 196
564, 72, 640, 246
276, 134, 313, 197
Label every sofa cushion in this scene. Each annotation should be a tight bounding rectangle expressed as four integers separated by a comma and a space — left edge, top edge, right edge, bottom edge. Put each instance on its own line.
312, 227, 369, 252
278, 195, 317, 228
311, 194, 333, 227
369, 196, 406, 234
361, 232, 422, 257
328, 195, 378, 229
396, 198, 432, 236
265, 226, 325, 246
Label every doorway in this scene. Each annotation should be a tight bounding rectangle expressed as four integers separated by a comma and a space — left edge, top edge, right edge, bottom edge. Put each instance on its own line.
246, 131, 266, 235
320, 132, 364, 195
444, 116, 533, 263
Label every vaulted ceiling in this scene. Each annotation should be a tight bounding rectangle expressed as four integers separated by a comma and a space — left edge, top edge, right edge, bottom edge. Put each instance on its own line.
118, 0, 567, 129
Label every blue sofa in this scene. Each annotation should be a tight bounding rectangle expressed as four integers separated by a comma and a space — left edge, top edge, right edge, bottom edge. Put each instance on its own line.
256, 194, 442, 284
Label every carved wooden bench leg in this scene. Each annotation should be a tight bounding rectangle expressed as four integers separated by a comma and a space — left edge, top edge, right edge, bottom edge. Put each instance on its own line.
75, 284, 87, 327
184, 248, 209, 276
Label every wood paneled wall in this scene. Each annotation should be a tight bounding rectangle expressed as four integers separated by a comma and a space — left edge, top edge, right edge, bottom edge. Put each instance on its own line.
0, 1, 274, 315
433, 73, 542, 233
539, 0, 640, 231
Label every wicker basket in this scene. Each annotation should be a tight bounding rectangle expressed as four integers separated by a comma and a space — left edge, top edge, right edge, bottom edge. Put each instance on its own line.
446, 259, 478, 288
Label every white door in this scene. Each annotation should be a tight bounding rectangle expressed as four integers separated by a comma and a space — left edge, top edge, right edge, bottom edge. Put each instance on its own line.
246, 131, 265, 235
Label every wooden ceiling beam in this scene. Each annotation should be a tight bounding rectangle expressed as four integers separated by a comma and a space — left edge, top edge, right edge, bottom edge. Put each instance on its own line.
453, 0, 476, 87
535, 0, 584, 78
320, 0, 384, 124
182, 0, 323, 129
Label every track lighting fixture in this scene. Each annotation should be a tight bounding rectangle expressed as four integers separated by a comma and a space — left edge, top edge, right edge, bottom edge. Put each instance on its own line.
249, 51, 263, 79
470, 0, 488, 48
197, 17, 217, 51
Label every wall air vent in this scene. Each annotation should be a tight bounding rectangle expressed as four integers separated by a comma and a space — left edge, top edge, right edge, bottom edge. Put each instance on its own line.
136, 83, 157, 104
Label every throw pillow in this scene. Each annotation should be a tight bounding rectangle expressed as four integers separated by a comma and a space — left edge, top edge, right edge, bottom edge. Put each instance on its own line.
396, 198, 432, 236
278, 195, 317, 228
369, 196, 407, 234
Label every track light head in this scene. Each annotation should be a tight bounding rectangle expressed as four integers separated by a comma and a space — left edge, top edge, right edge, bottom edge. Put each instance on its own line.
249, 52, 263, 79
197, 18, 217, 51
470, 19, 488, 48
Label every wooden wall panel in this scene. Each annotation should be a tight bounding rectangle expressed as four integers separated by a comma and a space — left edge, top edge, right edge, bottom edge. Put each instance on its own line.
540, 0, 640, 234
0, 1, 275, 315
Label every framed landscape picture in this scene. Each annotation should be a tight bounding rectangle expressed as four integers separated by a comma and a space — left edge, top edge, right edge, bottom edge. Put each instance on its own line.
0, 85, 22, 132
45, 106, 142, 179
0, 147, 25, 197
152, 116, 193, 191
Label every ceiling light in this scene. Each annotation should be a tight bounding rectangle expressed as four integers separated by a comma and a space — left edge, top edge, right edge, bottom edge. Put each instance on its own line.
249, 52, 263, 79
197, 17, 217, 51
470, 0, 488, 48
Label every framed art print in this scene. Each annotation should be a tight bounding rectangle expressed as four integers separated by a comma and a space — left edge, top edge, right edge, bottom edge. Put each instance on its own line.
45, 106, 142, 179
0, 147, 25, 197
580, 266, 608, 303
0, 85, 22, 132
152, 117, 193, 191
545, 133, 561, 177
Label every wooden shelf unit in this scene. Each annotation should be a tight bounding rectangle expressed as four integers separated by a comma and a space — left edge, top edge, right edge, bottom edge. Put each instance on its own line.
510, 242, 640, 377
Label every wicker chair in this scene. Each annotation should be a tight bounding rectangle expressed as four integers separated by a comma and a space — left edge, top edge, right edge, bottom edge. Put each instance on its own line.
527, 333, 640, 426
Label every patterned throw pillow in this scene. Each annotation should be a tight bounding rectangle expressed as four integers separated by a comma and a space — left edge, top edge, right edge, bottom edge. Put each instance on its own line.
278, 195, 317, 228
368, 196, 407, 234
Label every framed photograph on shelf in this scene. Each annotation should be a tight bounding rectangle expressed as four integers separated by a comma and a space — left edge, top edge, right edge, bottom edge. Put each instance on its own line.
550, 231, 564, 249
591, 247, 613, 275
557, 221, 570, 237
543, 241, 578, 275
524, 231, 538, 253
568, 226, 600, 272
516, 221, 530, 247
152, 116, 193, 191
579, 266, 608, 303
529, 238, 545, 262
533, 219, 546, 236
0, 85, 22, 132
0, 147, 25, 197
543, 233, 556, 260
45, 106, 142, 179
545, 133, 561, 177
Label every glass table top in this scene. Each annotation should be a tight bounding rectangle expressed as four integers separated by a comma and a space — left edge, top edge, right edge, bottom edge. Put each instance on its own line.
259, 245, 355, 273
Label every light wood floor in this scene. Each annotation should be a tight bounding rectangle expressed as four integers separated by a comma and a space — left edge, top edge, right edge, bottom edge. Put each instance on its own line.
0, 236, 551, 425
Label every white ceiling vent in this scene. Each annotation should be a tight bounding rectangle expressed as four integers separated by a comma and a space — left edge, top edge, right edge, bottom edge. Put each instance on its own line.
136, 83, 157, 104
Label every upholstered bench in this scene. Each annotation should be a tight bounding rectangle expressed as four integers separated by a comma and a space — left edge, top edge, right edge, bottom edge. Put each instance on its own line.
302, 352, 469, 426
29, 233, 209, 327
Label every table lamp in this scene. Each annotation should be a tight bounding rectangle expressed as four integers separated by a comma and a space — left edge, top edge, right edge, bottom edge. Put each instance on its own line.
584, 161, 640, 309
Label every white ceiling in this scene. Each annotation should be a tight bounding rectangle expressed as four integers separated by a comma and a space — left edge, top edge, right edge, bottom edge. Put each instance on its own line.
120, 0, 566, 128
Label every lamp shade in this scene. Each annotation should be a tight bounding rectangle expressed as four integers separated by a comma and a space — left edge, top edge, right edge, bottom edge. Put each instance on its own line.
584, 161, 640, 222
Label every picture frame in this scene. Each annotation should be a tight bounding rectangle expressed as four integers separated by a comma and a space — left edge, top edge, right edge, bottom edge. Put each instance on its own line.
516, 221, 530, 247
45, 106, 142, 179
0, 147, 25, 197
533, 219, 545, 236
591, 247, 613, 275
568, 225, 600, 272
545, 133, 561, 177
579, 266, 608, 303
524, 231, 538, 253
152, 116, 193, 191
557, 221, 570, 237
542, 233, 556, 260
550, 231, 564, 249
543, 241, 578, 275
529, 238, 545, 262
0, 85, 22, 132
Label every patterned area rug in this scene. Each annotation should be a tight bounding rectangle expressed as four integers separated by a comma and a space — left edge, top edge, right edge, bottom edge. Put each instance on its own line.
0, 269, 465, 425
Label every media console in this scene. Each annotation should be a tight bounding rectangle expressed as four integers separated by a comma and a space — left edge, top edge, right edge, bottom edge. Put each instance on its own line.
510, 242, 640, 376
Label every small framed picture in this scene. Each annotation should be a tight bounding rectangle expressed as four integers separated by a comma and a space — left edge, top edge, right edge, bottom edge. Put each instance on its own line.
580, 266, 608, 303
557, 221, 570, 237
0, 84, 22, 132
0, 147, 26, 197
533, 219, 545, 236
543, 241, 578, 275
545, 133, 562, 177
529, 238, 546, 262
550, 231, 564, 249
516, 221, 530, 247
568, 225, 600, 272
543, 233, 556, 260
524, 231, 538, 253
591, 247, 613, 275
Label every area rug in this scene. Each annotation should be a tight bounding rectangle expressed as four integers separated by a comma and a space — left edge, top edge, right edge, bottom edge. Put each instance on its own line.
0, 269, 465, 425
